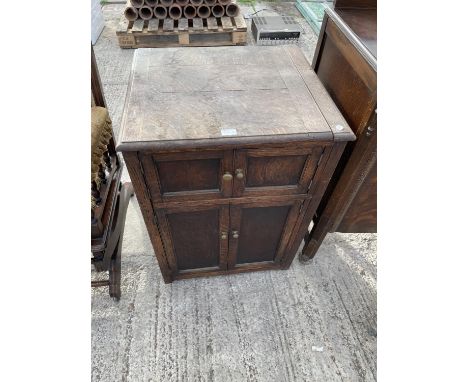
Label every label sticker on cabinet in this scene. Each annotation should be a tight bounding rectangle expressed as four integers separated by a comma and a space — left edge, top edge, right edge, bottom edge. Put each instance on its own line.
221, 128, 237, 136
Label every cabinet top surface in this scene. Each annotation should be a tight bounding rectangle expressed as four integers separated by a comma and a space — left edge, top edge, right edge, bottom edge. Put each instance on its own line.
117, 45, 353, 151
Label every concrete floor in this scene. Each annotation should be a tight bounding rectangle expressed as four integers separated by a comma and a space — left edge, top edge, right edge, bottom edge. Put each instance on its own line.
92, 3, 377, 381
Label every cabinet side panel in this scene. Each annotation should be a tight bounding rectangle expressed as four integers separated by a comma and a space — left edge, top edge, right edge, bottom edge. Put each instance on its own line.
337, 161, 377, 232
167, 209, 220, 270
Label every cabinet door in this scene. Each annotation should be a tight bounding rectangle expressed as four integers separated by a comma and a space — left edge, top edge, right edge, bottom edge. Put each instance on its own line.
227, 199, 302, 269
232, 146, 325, 197
155, 205, 230, 277
140, 150, 233, 203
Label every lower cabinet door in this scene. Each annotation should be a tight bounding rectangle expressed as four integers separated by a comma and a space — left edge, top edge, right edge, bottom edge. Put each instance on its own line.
156, 205, 230, 276
227, 200, 302, 269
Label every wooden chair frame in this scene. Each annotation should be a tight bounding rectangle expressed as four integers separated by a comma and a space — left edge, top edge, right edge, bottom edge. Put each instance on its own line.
91, 45, 133, 300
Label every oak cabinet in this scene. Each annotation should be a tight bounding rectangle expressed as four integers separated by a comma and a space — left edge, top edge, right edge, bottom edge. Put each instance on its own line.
301, 2, 377, 261
118, 46, 355, 282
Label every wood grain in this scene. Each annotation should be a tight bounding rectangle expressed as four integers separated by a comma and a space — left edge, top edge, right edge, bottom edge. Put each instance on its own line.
118, 46, 354, 149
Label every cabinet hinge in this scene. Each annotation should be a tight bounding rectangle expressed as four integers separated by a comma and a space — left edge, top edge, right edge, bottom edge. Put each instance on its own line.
153, 214, 158, 226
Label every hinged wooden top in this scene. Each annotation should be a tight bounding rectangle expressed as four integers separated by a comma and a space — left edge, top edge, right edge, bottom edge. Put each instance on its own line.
117, 46, 354, 151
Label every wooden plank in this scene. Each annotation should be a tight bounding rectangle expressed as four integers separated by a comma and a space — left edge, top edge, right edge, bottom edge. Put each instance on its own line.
178, 18, 188, 31
232, 32, 246, 45
163, 18, 174, 32
118, 34, 136, 48
147, 18, 159, 32
179, 33, 190, 45
207, 17, 218, 31
233, 15, 247, 31
192, 18, 203, 31
132, 19, 144, 32
221, 17, 233, 30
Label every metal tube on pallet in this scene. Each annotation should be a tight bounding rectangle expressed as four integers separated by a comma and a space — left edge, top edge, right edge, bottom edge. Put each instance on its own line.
190, 0, 203, 5
145, 0, 158, 6
197, 4, 210, 18
169, 4, 183, 19
130, 0, 145, 7
124, 6, 139, 21
160, 0, 174, 6
225, 3, 239, 17
204, 0, 216, 5
183, 4, 197, 18
139, 5, 154, 19
154, 5, 168, 18
211, 4, 224, 18
218, 0, 229, 5
176, 0, 189, 5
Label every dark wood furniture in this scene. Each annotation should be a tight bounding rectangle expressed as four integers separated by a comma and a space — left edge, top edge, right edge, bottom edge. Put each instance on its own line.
91, 46, 134, 300
117, 46, 355, 283
301, 0, 377, 261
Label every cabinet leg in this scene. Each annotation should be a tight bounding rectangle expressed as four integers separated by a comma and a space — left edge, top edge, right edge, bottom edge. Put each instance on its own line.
300, 215, 330, 263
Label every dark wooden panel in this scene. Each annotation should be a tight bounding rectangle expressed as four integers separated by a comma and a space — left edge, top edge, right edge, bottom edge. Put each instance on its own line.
234, 205, 291, 264
233, 146, 325, 197
166, 208, 221, 270
334, 0, 376, 9
336, 9, 377, 58
337, 161, 376, 232
246, 155, 308, 187
140, 150, 233, 202
157, 158, 220, 193
316, 33, 374, 134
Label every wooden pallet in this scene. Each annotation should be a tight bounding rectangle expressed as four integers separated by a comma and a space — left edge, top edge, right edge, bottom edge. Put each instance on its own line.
116, 15, 247, 48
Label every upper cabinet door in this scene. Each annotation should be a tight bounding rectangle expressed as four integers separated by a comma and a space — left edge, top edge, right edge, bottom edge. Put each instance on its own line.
140, 150, 233, 203
232, 146, 325, 197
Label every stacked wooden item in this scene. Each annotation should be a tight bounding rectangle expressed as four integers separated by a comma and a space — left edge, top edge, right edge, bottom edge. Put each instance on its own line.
117, 0, 247, 48
124, 0, 240, 21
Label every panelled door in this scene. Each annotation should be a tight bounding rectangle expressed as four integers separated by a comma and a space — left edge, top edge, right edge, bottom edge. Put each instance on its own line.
227, 199, 303, 269
155, 204, 230, 277
155, 199, 303, 277
232, 146, 325, 197
140, 150, 233, 203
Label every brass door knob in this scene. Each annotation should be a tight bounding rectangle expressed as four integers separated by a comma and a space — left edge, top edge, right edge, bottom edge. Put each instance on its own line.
235, 169, 244, 179
221, 232, 228, 240
232, 231, 239, 239
223, 172, 233, 181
